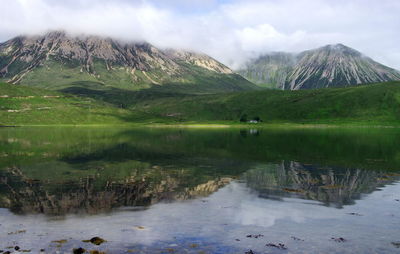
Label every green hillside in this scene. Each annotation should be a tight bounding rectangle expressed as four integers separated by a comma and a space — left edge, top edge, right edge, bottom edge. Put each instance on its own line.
1, 81, 400, 126
129, 81, 400, 125
12, 58, 256, 93
0, 82, 130, 125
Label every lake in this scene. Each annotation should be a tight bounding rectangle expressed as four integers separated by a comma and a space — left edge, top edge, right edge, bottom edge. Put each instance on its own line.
0, 127, 399, 254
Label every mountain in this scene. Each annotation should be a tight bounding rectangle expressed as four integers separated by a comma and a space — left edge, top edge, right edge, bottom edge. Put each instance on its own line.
0, 31, 255, 93
238, 44, 400, 90
237, 52, 297, 88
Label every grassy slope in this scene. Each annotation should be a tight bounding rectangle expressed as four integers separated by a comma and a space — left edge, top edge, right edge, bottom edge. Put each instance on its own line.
6, 59, 258, 111
129, 81, 400, 125
0, 82, 131, 125
16, 59, 257, 93
1, 81, 400, 126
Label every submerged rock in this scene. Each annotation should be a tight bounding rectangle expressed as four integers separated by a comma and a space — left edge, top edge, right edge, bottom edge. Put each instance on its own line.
291, 236, 304, 241
331, 237, 347, 243
89, 250, 106, 254
83, 237, 106, 245
246, 234, 264, 239
392, 242, 400, 248
347, 212, 363, 216
73, 247, 86, 254
52, 239, 68, 244
266, 243, 287, 250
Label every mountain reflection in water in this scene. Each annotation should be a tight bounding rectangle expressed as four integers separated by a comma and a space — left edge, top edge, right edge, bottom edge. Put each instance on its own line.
1, 160, 398, 215
1, 127, 400, 215
0, 127, 400, 253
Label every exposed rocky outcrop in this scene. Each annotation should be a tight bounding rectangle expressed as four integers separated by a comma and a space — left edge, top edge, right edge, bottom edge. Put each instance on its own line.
165, 49, 232, 74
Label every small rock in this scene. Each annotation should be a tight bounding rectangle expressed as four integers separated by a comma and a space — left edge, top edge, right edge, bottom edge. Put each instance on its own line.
89, 250, 106, 254
82, 237, 106, 246
245, 250, 254, 254
347, 213, 363, 216
73, 247, 86, 254
291, 236, 304, 241
52, 239, 68, 245
392, 242, 400, 248
15, 246, 20, 251
266, 243, 287, 250
331, 237, 347, 243
246, 234, 264, 239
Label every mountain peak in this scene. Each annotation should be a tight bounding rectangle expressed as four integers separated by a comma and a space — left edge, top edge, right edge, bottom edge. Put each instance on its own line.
239, 44, 400, 90
43, 30, 67, 38
317, 43, 362, 57
326, 43, 348, 49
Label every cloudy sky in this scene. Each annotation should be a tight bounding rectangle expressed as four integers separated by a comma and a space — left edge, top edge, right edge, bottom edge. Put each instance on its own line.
1, 0, 399, 69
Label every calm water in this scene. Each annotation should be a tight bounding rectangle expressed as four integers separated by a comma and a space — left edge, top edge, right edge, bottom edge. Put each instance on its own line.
0, 127, 400, 253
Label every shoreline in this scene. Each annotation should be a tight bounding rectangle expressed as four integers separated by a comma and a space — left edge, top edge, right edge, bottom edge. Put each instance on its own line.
2, 122, 400, 129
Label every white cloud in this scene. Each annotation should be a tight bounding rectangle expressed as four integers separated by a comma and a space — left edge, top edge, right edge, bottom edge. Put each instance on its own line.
0, 0, 399, 69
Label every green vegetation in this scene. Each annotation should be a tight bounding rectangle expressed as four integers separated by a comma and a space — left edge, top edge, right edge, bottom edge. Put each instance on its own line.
16, 58, 256, 93
0, 82, 130, 125
1, 81, 400, 126
129, 81, 400, 125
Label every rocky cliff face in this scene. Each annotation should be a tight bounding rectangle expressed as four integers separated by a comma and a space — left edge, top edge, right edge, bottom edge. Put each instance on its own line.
165, 49, 233, 74
238, 44, 400, 90
0, 31, 253, 91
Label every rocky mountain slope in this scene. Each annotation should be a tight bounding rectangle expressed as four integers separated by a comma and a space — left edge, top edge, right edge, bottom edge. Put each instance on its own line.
0, 31, 255, 92
237, 52, 297, 88
238, 44, 400, 90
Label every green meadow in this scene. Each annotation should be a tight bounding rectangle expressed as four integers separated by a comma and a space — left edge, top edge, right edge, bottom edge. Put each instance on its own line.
1, 81, 400, 126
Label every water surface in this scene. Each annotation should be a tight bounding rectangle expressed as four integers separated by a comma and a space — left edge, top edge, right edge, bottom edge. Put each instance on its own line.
0, 127, 399, 253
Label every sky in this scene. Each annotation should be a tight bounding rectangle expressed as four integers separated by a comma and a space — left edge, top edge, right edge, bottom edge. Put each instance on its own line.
0, 0, 399, 69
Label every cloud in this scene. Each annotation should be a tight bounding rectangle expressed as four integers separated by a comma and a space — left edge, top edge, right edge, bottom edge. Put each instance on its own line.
0, 0, 399, 69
